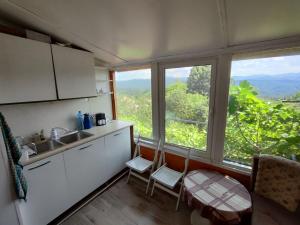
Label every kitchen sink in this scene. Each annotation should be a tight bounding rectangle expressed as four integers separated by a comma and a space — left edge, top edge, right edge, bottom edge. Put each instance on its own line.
57, 130, 93, 144
29, 140, 63, 156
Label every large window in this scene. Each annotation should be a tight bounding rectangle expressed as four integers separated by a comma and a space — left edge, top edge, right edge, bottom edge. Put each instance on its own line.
114, 50, 300, 170
115, 68, 153, 138
164, 64, 213, 151
224, 54, 300, 165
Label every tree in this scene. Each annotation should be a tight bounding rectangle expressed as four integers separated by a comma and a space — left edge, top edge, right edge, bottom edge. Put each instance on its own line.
225, 81, 300, 164
166, 82, 208, 129
187, 65, 211, 96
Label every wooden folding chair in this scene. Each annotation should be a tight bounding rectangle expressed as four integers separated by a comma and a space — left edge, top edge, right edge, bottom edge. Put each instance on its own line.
150, 146, 191, 210
126, 136, 162, 194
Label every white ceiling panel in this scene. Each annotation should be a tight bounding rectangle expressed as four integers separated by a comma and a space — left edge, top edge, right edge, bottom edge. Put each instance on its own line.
1, 0, 224, 65
0, 0, 126, 65
0, 0, 300, 66
226, 0, 300, 45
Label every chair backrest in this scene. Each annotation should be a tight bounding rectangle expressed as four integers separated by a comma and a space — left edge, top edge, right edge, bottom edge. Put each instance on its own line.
133, 135, 141, 158
183, 148, 191, 175
157, 144, 191, 174
150, 139, 162, 173
252, 154, 300, 212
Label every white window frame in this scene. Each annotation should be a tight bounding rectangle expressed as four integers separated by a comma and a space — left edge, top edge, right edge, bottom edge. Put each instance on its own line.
157, 57, 218, 160
113, 37, 300, 173
221, 49, 300, 168
115, 65, 155, 139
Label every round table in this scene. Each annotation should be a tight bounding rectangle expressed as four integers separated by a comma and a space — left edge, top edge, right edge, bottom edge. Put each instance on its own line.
184, 170, 252, 225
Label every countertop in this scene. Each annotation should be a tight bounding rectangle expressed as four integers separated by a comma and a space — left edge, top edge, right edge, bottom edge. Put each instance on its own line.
21, 120, 133, 166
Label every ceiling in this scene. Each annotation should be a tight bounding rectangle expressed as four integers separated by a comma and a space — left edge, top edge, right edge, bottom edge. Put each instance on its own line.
0, 0, 299, 67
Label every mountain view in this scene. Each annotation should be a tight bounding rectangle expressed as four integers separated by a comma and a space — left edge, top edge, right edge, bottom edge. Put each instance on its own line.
116, 73, 300, 99
116, 56, 300, 164
233, 73, 300, 98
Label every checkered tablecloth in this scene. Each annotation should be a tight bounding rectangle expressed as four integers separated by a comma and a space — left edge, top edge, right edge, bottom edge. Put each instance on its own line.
184, 170, 252, 225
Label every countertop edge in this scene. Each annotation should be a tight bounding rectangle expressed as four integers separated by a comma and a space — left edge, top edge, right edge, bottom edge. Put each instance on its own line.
21, 121, 133, 166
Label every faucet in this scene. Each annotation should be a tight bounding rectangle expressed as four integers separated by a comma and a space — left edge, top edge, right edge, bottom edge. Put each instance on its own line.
15, 136, 37, 154
50, 127, 70, 140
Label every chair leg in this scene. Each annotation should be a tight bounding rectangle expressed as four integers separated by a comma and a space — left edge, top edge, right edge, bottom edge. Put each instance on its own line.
176, 182, 184, 211
126, 170, 131, 184
146, 177, 151, 194
151, 181, 156, 197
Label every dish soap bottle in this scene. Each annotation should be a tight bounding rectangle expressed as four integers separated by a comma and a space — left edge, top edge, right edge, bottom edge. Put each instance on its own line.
76, 111, 84, 130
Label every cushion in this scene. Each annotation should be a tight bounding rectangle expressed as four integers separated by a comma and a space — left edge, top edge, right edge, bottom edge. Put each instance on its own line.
255, 155, 300, 212
252, 193, 300, 225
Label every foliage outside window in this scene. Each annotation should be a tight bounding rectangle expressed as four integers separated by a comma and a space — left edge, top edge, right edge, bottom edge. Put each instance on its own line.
165, 65, 212, 150
224, 55, 300, 165
115, 69, 153, 138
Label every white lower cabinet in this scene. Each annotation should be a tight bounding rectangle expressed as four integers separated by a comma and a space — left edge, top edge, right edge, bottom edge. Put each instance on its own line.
105, 127, 131, 178
18, 127, 131, 225
63, 137, 106, 206
18, 153, 68, 225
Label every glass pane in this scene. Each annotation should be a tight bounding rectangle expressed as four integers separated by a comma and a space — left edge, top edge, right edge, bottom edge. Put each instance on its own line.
225, 55, 300, 165
115, 69, 152, 138
165, 65, 212, 151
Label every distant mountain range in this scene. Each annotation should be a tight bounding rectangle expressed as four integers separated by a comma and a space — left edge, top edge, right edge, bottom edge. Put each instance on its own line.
233, 73, 300, 98
116, 77, 187, 91
116, 73, 300, 98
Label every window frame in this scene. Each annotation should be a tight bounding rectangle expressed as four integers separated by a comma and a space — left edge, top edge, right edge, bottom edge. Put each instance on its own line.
222, 51, 300, 167
113, 42, 300, 173
158, 57, 218, 159
114, 65, 154, 139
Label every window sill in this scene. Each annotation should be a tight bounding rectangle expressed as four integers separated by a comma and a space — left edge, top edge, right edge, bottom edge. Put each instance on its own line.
139, 138, 252, 176
139, 138, 210, 161
221, 160, 252, 175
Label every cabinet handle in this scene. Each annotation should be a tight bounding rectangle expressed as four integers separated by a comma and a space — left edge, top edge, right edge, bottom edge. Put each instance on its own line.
79, 144, 93, 151
113, 132, 121, 137
28, 161, 51, 171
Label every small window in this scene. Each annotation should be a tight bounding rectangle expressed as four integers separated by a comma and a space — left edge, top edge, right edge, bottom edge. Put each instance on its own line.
224, 54, 300, 165
115, 68, 153, 138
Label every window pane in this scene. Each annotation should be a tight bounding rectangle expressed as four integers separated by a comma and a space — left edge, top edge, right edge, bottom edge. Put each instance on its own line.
165, 65, 212, 150
115, 69, 152, 138
225, 55, 300, 165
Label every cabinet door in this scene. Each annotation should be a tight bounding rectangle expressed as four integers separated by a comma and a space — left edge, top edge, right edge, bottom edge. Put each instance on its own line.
0, 33, 57, 104
51, 45, 97, 99
105, 128, 131, 178
18, 154, 68, 225
64, 137, 106, 206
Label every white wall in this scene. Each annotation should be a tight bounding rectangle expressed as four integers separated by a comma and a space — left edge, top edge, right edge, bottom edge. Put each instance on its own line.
0, 68, 112, 140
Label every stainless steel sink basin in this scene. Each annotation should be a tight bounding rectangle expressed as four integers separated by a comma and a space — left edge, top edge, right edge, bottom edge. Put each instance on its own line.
29, 140, 63, 157
58, 131, 93, 144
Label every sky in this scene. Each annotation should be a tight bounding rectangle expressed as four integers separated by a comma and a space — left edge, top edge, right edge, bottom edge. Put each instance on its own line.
115, 55, 300, 80
231, 55, 300, 76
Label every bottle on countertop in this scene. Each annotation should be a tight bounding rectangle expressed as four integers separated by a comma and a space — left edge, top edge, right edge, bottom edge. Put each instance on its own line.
76, 111, 84, 130
83, 113, 92, 129
89, 113, 94, 128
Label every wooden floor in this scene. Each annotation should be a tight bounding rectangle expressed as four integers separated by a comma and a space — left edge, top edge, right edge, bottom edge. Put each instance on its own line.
61, 176, 192, 225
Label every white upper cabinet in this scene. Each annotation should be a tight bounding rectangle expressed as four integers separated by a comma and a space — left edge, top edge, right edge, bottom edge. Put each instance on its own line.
51, 45, 97, 99
0, 33, 57, 104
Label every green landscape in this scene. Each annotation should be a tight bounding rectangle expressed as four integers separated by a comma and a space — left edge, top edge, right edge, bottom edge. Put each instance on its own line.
116, 66, 300, 165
